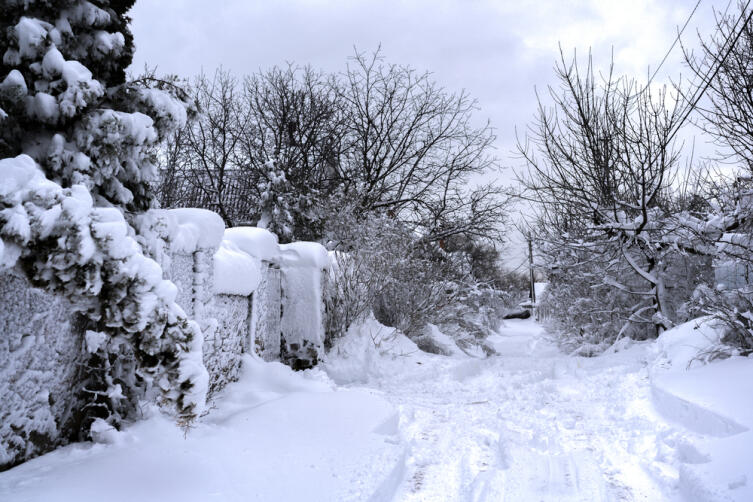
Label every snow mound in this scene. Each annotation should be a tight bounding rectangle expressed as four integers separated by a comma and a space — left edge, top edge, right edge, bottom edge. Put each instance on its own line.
652, 357, 752, 437
212, 240, 261, 296
324, 316, 420, 385
650, 317, 752, 436
0, 355, 406, 502
652, 316, 726, 372
649, 318, 753, 501
167, 208, 225, 253
223, 226, 279, 263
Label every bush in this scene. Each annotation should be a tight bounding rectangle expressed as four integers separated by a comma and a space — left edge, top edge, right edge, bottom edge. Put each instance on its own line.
322, 202, 509, 353
691, 284, 753, 355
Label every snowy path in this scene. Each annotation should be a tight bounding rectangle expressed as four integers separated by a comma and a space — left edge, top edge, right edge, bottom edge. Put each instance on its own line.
359, 319, 686, 501
5, 318, 750, 501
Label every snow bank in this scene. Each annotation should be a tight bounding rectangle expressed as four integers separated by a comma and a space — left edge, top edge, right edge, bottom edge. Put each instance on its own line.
649, 318, 753, 501
212, 240, 261, 296
653, 357, 751, 437
652, 316, 726, 372
0, 355, 406, 502
650, 317, 752, 436
167, 208, 225, 253
324, 316, 420, 385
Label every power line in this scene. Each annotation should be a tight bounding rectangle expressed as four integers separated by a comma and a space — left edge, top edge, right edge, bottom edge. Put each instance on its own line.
667, 0, 753, 145
642, 0, 703, 92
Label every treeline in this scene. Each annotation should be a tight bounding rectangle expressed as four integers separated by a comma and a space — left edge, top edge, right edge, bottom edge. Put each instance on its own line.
519, 3, 753, 355
154, 50, 523, 351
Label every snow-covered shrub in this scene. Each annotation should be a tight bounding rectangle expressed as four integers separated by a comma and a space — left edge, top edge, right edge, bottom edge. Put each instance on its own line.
0, 1, 205, 443
690, 285, 753, 355
321, 206, 396, 346
321, 207, 453, 341
537, 233, 713, 355
322, 202, 508, 354
0, 155, 207, 431
431, 238, 514, 352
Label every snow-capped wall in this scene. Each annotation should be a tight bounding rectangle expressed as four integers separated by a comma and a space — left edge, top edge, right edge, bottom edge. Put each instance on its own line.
205, 294, 251, 394
252, 263, 283, 362
0, 209, 329, 469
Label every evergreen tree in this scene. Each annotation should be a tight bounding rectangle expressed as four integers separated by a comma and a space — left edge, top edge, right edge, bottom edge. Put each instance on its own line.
0, 0, 208, 442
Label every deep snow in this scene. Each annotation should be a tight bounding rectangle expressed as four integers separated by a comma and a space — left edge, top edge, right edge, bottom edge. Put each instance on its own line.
1, 318, 752, 501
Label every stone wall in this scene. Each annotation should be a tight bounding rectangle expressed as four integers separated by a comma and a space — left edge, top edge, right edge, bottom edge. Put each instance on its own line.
205, 293, 251, 395
0, 270, 85, 470
252, 262, 282, 362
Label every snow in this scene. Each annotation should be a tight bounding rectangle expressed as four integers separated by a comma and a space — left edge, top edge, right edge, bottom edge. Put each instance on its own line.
212, 227, 290, 296
279, 241, 330, 269
654, 357, 753, 433
223, 226, 279, 263
14, 17, 48, 59
324, 315, 420, 385
2, 312, 753, 501
325, 319, 675, 501
534, 281, 548, 299
0, 154, 43, 200
0, 355, 404, 502
649, 318, 753, 501
212, 240, 261, 296
30, 91, 59, 122
0, 70, 27, 95
652, 316, 726, 372
168, 208, 225, 253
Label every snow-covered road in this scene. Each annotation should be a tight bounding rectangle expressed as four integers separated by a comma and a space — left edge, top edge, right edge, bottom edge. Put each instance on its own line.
357, 319, 685, 501
4, 317, 752, 501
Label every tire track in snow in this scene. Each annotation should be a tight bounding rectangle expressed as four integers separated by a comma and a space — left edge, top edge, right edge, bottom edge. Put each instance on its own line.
365, 319, 687, 502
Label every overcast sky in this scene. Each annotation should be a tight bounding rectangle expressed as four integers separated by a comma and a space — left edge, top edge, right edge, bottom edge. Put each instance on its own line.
128, 0, 723, 265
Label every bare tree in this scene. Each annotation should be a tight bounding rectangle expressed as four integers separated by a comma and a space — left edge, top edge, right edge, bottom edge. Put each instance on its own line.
236, 65, 346, 241
518, 50, 698, 339
681, 2, 753, 351
175, 69, 250, 226
338, 49, 506, 242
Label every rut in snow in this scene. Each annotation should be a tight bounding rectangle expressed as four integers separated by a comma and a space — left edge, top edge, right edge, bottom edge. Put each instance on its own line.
364, 319, 687, 502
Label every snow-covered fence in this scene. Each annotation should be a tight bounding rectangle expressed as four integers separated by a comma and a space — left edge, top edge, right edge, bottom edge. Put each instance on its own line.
0, 208, 328, 470
162, 212, 330, 389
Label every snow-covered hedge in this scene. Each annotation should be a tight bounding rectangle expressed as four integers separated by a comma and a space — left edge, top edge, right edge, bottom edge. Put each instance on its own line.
0, 155, 209, 457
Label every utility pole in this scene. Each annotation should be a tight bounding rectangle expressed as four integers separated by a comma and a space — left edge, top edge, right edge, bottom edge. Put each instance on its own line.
528, 234, 536, 306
